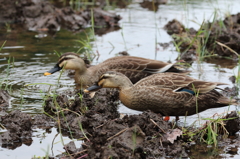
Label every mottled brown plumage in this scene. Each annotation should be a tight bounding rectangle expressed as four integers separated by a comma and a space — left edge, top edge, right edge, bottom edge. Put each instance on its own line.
44, 52, 188, 88
85, 71, 235, 117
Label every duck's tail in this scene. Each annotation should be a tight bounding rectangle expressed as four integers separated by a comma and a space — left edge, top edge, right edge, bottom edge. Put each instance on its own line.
218, 96, 237, 106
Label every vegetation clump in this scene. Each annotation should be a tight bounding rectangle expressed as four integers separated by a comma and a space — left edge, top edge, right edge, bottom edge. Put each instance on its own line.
164, 13, 240, 63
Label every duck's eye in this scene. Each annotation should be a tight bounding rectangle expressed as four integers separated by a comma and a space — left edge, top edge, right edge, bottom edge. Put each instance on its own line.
100, 75, 109, 80
58, 57, 74, 65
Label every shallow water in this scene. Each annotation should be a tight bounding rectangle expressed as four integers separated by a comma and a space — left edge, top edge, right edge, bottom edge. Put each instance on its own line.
0, 0, 240, 158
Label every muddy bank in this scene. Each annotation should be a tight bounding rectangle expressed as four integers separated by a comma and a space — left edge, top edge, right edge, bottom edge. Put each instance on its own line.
0, 0, 121, 33
44, 89, 120, 139
43, 89, 239, 158
164, 13, 240, 63
54, 108, 186, 159
0, 87, 239, 158
0, 89, 10, 107
140, 0, 168, 11
55, 109, 239, 159
0, 110, 54, 149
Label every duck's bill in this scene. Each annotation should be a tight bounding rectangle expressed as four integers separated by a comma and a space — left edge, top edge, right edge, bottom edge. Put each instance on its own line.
84, 84, 102, 93
44, 64, 62, 76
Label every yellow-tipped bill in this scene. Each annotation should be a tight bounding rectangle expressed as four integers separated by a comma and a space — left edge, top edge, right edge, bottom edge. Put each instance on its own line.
84, 89, 90, 93
44, 72, 52, 76
44, 64, 62, 76
84, 83, 102, 93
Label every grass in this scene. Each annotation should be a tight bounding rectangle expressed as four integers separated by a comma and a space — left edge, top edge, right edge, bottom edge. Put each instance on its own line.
2, 0, 239, 158
198, 116, 231, 146
121, 25, 128, 51
0, 41, 14, 91
75, 9, 96, 61
182, 111, 238, 147
172, 9, 231, 63
132, 126, 137, 152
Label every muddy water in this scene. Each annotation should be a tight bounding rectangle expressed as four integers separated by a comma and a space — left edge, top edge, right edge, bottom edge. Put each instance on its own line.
0, 0, 240, 158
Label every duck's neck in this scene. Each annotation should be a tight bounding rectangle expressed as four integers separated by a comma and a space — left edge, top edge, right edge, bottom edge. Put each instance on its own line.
119, 79, 133, 108
118, 78, 133, 91
74, 68, 96, 89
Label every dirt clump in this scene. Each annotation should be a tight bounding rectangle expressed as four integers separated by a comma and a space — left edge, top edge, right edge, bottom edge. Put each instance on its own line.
164, 13, 240, 63
44, 88, 120, 139
0, 110, 32, 149
0, 89, 10, 107
41, 83, 240, 159
140, 0, 168, 11
223, 111, 240, 136
1, 87, 239, 158
0, 0, 121, 33
43, 87, 189, 158
0, 110, 55, 149
54, 109, 188, 158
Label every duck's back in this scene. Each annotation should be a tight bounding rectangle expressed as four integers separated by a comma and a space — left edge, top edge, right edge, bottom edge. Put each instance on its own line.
120, 73, 234, 116
93, 56, 185, 84
133, 72, 196, 89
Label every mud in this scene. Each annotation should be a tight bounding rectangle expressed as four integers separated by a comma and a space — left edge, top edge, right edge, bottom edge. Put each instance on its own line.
223, 111, 240, 135
0, 1, 240, 158
0, 110, 54, 149
164, 13, 240, 63
0, 85, 239, 158
43, 90, 240, 158
0, 89, 10, 107
0, 0, 121, 33
140, 0, 168, 11
44, 89, 120, 139
54, 109, 186, 159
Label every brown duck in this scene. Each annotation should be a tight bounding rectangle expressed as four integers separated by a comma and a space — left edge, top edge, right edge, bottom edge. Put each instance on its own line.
84, 71, 236, 118
44, 52, 188, 88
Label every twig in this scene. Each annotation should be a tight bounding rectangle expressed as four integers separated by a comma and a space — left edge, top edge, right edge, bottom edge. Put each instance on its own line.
150, 119, 166, 133
77, 154, 88, 159
159, 137, 163, 148
95, 123, 105, 129
0, 123, 6, 129
95, 119, 120, 129
107, 128, 128, 141
216, 41, 239, 56
73, 149, 88, 156
51, 133, 59, 156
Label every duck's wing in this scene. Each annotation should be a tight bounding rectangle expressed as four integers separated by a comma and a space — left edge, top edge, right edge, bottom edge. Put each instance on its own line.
134, 73, 196, 89
94, 56, 188, 83
103, 56, 187, 73
174, 81, 228, 94
134, 72, 228, 94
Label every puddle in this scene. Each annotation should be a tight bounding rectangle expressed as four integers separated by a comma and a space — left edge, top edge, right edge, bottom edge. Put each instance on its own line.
0, 128, 82, 159
0, 0, 240, 158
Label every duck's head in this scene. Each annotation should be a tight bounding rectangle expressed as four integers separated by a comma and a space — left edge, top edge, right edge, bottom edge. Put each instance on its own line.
44, 52, 86, 76
84, 71, 131, 93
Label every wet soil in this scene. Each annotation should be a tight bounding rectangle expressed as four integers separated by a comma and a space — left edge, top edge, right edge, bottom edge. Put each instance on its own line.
164, 13, 240, 63
140, 0, 167, 12
0, 89, 10, 107
45, 89, 187, 159
0, 110, 54, 149
0, 0, 121, 33
1, 87, 239, 158
0, 1, 240, 158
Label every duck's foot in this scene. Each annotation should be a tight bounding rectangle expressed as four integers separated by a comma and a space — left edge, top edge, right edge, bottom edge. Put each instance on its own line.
163, 116, 180, 122
163, 116, 170, 121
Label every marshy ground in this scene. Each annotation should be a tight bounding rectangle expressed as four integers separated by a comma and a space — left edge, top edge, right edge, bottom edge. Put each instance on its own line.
0, 0, 240, 158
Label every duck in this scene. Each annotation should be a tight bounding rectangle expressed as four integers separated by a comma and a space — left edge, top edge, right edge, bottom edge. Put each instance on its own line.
44, 52, 188, 89
84, 71, 236, 119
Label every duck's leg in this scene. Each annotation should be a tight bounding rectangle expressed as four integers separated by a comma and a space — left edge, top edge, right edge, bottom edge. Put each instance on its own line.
163, 116, 170, 121
164, 116, 179, 121
175, 116, 179, 121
